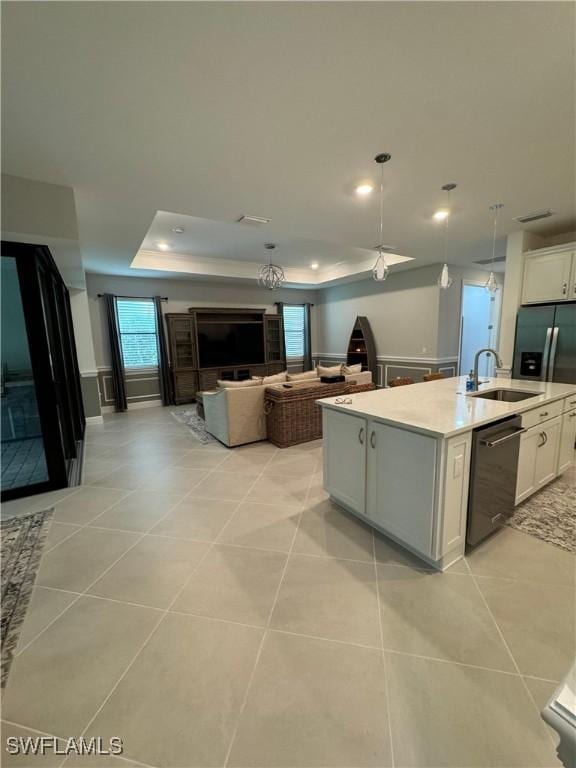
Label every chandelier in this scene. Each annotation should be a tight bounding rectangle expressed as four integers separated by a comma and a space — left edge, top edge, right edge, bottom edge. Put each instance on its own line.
485, 203, 503, 293
372, 153, 393, 282
257, 243, 285, 290
437, 183, 457, 289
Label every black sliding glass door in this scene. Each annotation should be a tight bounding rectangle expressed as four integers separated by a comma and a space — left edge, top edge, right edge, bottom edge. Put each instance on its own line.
1, 241, 85, 501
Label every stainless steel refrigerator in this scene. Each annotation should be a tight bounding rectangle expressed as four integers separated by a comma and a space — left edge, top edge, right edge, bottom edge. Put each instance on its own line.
512, 303, 576, 384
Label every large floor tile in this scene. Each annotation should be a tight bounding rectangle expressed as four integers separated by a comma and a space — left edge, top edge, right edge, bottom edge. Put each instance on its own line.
247, 474, 310, 507
150, 496, 238, 541
386, 653, 560, 767
172, 544, 287, 625
305, 470, 329, 504
228, 631, 392, 767
377, 566, 515, 671
36, 528, 140, 593
467, 527, 576, 587
263, 451, 320, 476
293, 499, 374, 561
270, 554, 380, 646
218, 451, 275, 473
476, 577, 575, 680
217, 501, 300, 552
88, 536, 208, 608
138, 466, 208, 492
88, 490, 185, 532
173, 450, 228, 469
192, 471, 259, 501
44, 521, 81, 551
89, 613, 263, 767
88, 465, 153, 491
523, 676, 558, 709
52, 487, 128, 525
15, 586, 77, 652
3, 596, 160, 737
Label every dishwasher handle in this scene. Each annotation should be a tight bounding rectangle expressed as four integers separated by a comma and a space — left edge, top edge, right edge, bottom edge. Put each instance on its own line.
480, 427, 526, 448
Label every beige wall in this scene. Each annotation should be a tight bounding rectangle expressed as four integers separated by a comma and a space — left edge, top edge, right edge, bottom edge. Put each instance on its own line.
85, 273, 318, 370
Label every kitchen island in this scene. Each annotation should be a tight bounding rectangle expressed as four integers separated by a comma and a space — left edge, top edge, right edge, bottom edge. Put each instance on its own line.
318, 376, 576, 570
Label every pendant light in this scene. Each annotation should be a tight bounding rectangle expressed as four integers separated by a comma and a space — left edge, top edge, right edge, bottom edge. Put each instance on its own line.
257, 243, 285, 290
437, 183, 457, 289
372, 153, 392, 282
485, 203, 503, 293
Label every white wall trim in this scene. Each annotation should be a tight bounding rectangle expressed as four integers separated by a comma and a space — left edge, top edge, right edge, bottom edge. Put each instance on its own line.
85, 415, 104, 424
80, 369, 99, 377
313, 352, 459, 364
100, 399, 162, 414
384, 364, 432, 386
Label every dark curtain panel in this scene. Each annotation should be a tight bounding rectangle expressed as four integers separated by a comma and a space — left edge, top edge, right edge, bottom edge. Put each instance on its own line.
154, 295, 173, 406
303, 303, 313, 371
103, 294, 127, 412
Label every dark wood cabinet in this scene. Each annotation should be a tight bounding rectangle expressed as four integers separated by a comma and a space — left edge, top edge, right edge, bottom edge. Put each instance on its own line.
165, 308, 286, 403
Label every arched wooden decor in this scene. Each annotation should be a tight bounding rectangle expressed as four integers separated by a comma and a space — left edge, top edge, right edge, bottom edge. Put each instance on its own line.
346, 316, 377, 380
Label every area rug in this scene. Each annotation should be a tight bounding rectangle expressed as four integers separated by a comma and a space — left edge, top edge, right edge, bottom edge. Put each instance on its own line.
1, 508, 53, 687
171, 410, 216, 444
506, 479, 576, 554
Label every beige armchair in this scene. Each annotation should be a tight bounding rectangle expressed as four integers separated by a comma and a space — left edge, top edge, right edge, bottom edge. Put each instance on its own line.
202, 385, 267, 447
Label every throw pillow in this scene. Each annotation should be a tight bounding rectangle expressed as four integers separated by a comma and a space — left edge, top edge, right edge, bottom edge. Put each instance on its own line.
287, 370, 318, 382
217, 379, 261, 389
342, 363, 362, 374
261, 371, 288, 384
317, 364, 342, 377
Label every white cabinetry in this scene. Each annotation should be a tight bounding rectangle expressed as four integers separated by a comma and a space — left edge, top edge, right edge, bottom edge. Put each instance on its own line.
515, 415, 562, 505
323, 409, 366, 515
366, 421, 437, 556
557, 410, 576, 475
522, 249, 575, 304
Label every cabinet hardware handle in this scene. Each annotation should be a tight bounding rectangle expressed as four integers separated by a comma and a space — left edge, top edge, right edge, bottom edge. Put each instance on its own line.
562, 282, 567, 295
538, 432, 546, 447
370, 431, 376, 449
569, 413, 576, 419
540, 412, 549, 418
358, 427, 365, 445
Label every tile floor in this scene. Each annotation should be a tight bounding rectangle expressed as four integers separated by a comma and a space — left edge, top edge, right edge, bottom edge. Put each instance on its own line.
1, 405, 574, 767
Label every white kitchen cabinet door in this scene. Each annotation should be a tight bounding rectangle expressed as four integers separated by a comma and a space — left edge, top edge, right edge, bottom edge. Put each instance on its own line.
322, 409, 367, 515
534, 416, 561, 488
522, 251, 574, 304
366, 421, 436, 557
557, 411, 576, 475
515, 427, 540, 505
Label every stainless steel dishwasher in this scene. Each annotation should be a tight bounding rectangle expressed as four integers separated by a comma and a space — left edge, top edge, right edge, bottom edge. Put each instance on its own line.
466, 415, 524, 546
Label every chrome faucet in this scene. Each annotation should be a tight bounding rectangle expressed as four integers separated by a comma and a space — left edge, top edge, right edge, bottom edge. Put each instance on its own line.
471, 348, 503, 391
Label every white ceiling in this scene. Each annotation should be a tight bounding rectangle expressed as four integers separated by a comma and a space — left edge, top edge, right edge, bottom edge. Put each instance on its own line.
2, 2, 574, 285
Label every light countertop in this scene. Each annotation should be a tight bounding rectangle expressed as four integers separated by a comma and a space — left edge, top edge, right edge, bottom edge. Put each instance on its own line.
318, 376, 576, 438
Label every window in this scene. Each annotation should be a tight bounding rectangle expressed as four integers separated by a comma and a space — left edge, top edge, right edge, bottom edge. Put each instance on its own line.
282, 304, 305, 359
116, 298, 159, 368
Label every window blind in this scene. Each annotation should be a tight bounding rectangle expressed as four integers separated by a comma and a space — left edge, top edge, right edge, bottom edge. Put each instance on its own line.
282, 304, 305, 359
116, 298, 159, 368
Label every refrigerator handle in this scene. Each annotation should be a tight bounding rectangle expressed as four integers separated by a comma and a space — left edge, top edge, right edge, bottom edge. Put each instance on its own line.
541, 327, 553, 381
547, 327, 559, 381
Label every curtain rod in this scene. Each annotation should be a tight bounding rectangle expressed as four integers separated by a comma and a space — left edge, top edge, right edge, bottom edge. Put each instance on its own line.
97, 294, 168, 301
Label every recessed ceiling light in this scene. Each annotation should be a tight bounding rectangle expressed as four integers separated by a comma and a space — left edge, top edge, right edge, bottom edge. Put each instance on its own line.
171, 226, 185, 234
355, 183, 374, 197
237, 215, 271, 225
433, 209, 450, 221
157, 242, 171, 251
310, 262, 319, 270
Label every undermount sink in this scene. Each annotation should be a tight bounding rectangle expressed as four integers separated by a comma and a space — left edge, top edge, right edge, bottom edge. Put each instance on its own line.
467, 388, 541, 403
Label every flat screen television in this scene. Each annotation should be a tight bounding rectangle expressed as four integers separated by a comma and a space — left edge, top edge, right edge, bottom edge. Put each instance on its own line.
197, 322, 265, 368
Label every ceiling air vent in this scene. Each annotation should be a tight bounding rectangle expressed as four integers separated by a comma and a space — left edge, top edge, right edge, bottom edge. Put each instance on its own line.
237, 215, 271, 225
514, 209, 555, 224
475, 255, 506, 265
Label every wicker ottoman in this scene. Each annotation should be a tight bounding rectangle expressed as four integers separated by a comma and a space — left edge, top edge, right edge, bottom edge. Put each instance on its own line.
264, 381, 375, 448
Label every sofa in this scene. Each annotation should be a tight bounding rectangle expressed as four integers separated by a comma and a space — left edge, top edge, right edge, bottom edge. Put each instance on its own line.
202, 367, 372, 447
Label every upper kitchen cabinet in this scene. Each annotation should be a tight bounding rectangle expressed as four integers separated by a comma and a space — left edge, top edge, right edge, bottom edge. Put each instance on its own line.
521, 247, 575, 304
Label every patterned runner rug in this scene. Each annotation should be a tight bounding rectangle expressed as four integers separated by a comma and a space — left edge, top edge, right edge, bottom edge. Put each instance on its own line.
1, 508, 53, 687
506, 479, 576, 554
171, 409, 216, 444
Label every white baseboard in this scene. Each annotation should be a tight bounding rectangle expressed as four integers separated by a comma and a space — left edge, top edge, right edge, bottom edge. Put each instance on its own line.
100, 399, 162, 414
85, 415, 104, 424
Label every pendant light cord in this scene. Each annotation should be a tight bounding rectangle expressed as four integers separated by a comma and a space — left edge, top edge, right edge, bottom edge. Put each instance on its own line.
379, 161, 384, 251
443, 188, 451, 264
490, 203, 503, 267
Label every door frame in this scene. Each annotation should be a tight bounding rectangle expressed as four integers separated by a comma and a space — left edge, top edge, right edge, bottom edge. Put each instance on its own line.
457, 279, 503, 376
